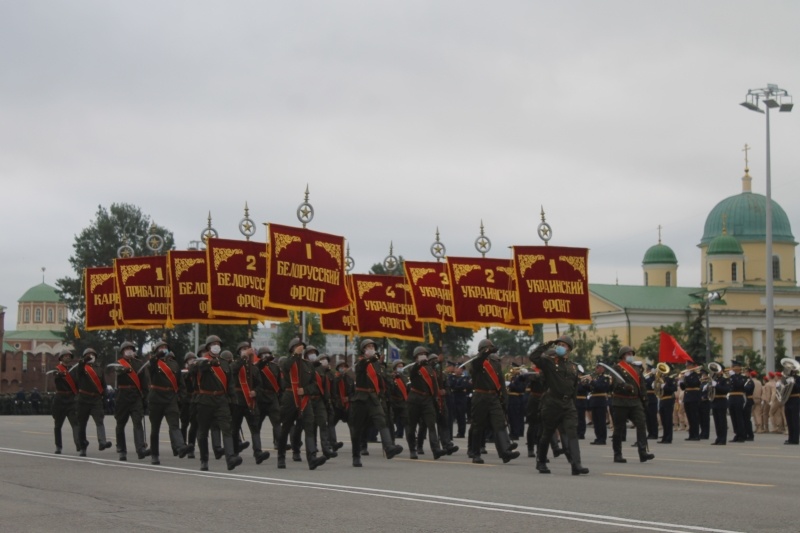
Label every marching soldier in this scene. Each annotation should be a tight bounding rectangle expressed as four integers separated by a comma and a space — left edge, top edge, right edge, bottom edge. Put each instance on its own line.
406, 346, 446, 460
710, 365, 729, 445
728, 360, 747, 442
350, 339, 403, 467
680, 361, 702, 440
431, 353, 458, 455
657, 369, 677, 444
449, 365, 471, 439
389, 360, 409, 442
306, 346, 336, 459
76, 347, 113, 457
610, 346, 654, 464
231, 341, 271, 464
113, 341, 150, 461
523, 364, 545, 457
529, 337, 587, 475
319, 354, 343, 452
276, 338, 327, 470
180, 352, 198, 458
589, 363, 611, 445
507, 364, 527, 440
255, 346, 282, 450
332, 360, 354, 443
644, 364, 659, 440
470, 339, 520, 466
51, 349, 81, 454
190, 335, 242, 471
575, 370, 590, 440
147, 340, 190, 464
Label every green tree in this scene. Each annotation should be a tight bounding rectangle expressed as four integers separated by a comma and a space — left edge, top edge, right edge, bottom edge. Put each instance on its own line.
686, 307, 709, 364
775, 330, 787, 371
488, 327, 538, 356
740, 348, 766, 376
637, 323, 687, 364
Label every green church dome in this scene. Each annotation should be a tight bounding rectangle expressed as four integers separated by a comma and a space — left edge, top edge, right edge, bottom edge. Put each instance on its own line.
643, 243, 678, 265
18, 282, 61, 303
707, 233, 743, 255
701, 181, 794, 245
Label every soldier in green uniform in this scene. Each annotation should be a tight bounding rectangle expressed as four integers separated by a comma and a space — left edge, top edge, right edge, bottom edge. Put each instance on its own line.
255, 346, 282, 451
319, 354, 343, 452
76, 347, 113, 457
350, 339, 403, 467
431, 352, 459, 455
51, 349, 81, 454
112, 341, 150, 461
389, 360, 409, 443
231, 342, 270, 464
190, 335, 242, 471
529, 336, 589, 475
276, 338, 327, 470
147, 340, 190, 465
469, 339, 520, 465
611, 346, 654, 463
406, 346, 445, 460
180, 351, 198, 458
307, 346, 336, 459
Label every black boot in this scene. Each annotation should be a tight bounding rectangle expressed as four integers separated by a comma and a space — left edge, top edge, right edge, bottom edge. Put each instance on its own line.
97, 425, 113, 451
170, 428, 190, 459
638, 443, 654, 463
198, 438, 209, 471
612, 434, 627, 463
224, 436, 243, 471
134, 423, 151, 459
380, 428, 403, 459
536, 437, 551, 473
54, 428, 63, 455
252, 434, 270, 464
495, 430, 520, 463
306, 436, 327, 470
568, 436, 589, 475
212, 428, 224, 460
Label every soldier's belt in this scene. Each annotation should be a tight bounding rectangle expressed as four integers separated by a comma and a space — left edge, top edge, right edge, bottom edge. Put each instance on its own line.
591, 393, 607, 397
613, 394, 639, 399
508, 392, 522, 396
150, 385, 173, 392
576, 396, 587, 400
78, 390, 100, 397
355, 387, 377, 393
714, 395, 728, 399
529, 393, 543, 398
660, 395, 674, 400
410, 387, 431, 396
791, 394, 800, 398
684, 388, 700, 391
198, 391, 226, 396
729, 392, 745, 396
474, 389, 499, 394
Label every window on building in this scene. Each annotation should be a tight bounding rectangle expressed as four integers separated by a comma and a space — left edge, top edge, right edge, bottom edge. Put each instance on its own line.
34, 308, 42, 322
58, 309, 65, 322
24, 309, 30, 323
644, 272, 649, 286
773, 255, 781, 280
731, 263, 737, 282
709, 263, 714, 283
47, 309, 54, 323
665, 271, 671, 287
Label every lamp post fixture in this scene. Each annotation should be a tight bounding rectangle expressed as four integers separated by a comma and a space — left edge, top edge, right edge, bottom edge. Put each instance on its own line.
741, 84, 793, 373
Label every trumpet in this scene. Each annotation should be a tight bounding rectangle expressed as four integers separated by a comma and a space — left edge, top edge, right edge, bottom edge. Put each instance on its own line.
654, 362, 670, 399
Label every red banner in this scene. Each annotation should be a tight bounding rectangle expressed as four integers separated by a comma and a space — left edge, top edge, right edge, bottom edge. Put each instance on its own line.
84, 266, 124, 331
320, 275, 358, 335
351, 274, 424, 341
403, 260, 454, 325
658, 331, 693, 363
206, 238, 288, 322
446, 256, 528, 330
114, 255, 169, 326
168, 250, 248, 325
266, 223, 350, 313
513, 245, 591, 324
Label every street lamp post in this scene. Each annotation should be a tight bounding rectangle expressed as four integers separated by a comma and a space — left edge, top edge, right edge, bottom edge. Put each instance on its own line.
705, 291, 723, 363
741, 84, 793, 373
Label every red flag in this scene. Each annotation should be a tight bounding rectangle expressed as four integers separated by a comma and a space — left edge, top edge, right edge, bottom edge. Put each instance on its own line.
658, 332, 693, 363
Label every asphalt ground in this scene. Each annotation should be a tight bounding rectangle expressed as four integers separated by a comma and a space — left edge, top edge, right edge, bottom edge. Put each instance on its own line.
0, 416, 795, 533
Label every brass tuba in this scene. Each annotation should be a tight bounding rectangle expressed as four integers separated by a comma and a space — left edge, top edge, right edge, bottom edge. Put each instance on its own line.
776, 358, 800, 405
654, 362, 670, 400
706, 362, 723, 401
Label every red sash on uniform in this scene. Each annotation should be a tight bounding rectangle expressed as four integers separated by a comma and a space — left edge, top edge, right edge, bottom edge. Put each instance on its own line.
420, 367, 435, 395
211, 365, 228, 391
238, 366, 255, 409
483, 359, 501, 391
290, 360, 310, 412
261, 365, 280, 392
394, 377, 408, 401
57, 364, 77, 395
338, 378, 350, 408
156, 360, 179, 392
118, 358, 142, 393
84, 364, 103, 394
618, 361, 641, 387
366, 362, 381, 392
315, 372, 325, 398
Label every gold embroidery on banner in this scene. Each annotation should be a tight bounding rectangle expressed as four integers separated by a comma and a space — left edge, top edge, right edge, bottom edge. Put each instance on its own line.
452, 264, 480, 283
213, 248, 243, 269
357, 281, 382, 299
497, 266, 516, 280
559, 255, 586, 280
517, 254, 545, 277
90, 273, 115, 293
410, 267, 435, 285
120, 264, 151, 284
274, 233, 301, 257
315, 241, 342, 269
175, 258, 204, 280
395, 283, 412, 293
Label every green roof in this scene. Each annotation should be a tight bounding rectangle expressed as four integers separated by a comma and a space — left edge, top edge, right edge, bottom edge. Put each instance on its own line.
642, 243, 678, 265
701, 191, 794, 245
707, 233, 743, 255
18, 283, 62, 303
3, 342, 16, 352
3, 330, 65, 341
590, 284, 702, 311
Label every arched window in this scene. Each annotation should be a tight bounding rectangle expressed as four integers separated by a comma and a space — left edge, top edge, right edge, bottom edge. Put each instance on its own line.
644, 272, 649, 286
58, 309, 65, 322
47, 309, 54, 323
34, 308, 42, 322
731, 262, 737, 282
24, 309, 30, 323
709, 263, 714, 283
665, 271, 672, 287
773, 255, 781, 280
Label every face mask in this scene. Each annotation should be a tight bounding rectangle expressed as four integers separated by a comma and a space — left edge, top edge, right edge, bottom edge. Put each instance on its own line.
729, 370, 735, 377
417, 355, 427, 363
307, 353, 318, 362
320, 360, 329, 368
625, 355, 634, 363
396, 366, 404, 372
365, 348, 376, 357
554, 345, 567, 357
123, 349, 135, 358
209, 345, 221, 355
87, 356, 96, 364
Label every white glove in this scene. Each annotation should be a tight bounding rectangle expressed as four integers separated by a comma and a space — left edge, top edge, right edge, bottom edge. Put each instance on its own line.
712, 380, 718, 387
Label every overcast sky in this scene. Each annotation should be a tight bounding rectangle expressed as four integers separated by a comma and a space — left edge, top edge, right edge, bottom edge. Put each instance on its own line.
2, 1, 799, 331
